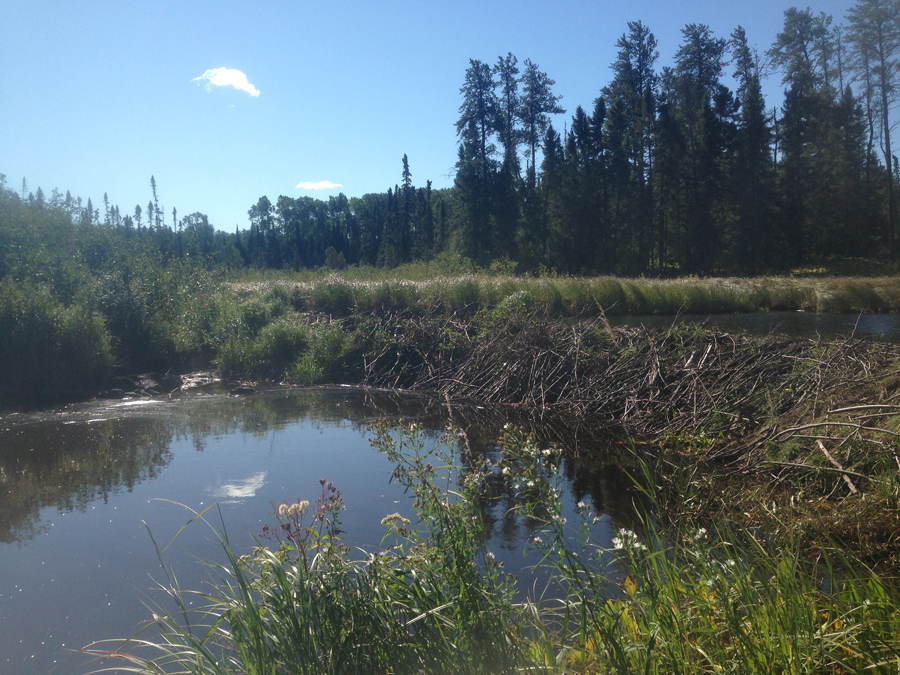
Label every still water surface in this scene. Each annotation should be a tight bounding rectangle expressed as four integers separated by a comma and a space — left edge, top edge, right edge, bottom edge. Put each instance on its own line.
0, 387, 631, 675
609, 310, 900, 340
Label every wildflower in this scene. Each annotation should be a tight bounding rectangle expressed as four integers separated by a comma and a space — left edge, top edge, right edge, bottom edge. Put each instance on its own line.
542, 448, 552, 456
381, 513, 411, 527
288, 500, 309, 517
553, 515, 567, 525
527, 480, 535, 487
486, 551, 496, 560
577, 501, 587, 509
501, 466, 510, 475
533, 536, 543, 545
278, 503, 290, 516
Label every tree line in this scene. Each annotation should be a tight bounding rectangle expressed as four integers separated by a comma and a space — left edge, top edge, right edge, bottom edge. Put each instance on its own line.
8, 1, 900, 277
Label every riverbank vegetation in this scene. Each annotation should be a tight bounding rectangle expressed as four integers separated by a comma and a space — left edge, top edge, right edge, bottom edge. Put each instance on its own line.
3, 165, 900, 404
89, 423, 900, 674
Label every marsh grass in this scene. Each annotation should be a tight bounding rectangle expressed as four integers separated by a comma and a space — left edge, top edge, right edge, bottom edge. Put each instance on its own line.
90, 425, 900, 674
228, 273, 900, 319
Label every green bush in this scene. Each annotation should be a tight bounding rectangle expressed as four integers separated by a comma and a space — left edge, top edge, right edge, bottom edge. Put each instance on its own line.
0, 280, 113, 402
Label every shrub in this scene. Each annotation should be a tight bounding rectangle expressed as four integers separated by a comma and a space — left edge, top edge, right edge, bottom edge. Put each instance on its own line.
0, 280, 113, 402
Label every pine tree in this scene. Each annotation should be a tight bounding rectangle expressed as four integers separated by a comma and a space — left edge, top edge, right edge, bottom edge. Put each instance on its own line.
666, 23, 734, 273
493, 52, 522, 175
520, 59, 565, 187
603, 21, 659, 273
847, 0, 900, 256
728, 26, 776, 272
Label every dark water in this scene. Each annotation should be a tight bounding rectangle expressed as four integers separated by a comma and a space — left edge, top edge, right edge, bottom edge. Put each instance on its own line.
0, 387, 633, 675
610, 311, 900, 341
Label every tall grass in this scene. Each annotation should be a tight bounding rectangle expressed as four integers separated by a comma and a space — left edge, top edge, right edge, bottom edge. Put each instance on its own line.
229, 274, 900, 319
90, 425, 900, 674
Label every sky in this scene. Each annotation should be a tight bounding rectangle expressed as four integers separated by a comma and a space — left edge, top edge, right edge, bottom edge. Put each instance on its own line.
1, 0, 857, 232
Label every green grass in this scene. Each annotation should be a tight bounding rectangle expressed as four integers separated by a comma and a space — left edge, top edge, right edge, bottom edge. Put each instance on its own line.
88, 424, 900, 674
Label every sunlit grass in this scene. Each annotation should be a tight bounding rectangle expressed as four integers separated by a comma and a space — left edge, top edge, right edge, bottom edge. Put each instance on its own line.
228, 273, 900, 317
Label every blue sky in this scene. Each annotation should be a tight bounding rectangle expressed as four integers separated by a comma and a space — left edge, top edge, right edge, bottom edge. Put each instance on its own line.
1, 0, 855, 232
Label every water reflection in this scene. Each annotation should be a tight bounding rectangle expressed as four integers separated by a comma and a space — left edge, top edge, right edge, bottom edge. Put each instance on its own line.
0, 387, 640, 675
212, 471, 268, 502
0, 388, 630, 547
0, 418, 174, 545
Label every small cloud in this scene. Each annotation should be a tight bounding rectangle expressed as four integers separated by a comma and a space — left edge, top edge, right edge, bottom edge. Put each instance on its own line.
193, 67, 260, 97
296, 180, 342, 190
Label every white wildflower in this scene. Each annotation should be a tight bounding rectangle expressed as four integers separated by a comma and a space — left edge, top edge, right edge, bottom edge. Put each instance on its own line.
278, 503, 290, 516
577, 501, 587, 509
381, 513, 411, 527
533, 536, 543, 545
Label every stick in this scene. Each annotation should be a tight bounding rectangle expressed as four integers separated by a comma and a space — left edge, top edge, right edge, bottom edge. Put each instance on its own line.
766, 461, 870, 480
816, 440, 858, 495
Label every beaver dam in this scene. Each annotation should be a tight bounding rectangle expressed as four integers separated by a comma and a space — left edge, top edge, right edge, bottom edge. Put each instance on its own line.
343, 310, 900, 565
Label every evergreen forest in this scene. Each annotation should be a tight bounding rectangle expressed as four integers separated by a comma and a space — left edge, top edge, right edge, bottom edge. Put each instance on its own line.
6, 3, 900, 282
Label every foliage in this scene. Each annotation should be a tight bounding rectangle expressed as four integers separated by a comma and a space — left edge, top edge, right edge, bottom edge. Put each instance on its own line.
0, 279, 114, 403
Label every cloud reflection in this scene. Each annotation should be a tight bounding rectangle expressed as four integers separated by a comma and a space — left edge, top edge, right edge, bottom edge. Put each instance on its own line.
212, 472, 267, 502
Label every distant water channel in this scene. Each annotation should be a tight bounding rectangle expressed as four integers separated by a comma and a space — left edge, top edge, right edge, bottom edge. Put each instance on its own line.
0, 387, 635, 675
609, 310, 900, 341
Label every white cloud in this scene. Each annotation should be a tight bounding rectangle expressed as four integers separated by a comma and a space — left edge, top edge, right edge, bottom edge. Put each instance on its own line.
296, 180, 342, 190
193, 67, 260, 97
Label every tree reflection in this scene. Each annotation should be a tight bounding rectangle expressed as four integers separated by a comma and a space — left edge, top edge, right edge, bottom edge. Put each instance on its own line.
0, 387, 638, 546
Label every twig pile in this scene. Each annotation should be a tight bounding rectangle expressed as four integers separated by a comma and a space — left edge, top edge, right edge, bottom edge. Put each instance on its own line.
358, 311, 900, 463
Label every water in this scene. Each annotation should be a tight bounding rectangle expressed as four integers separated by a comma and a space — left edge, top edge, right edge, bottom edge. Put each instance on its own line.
0, 387, 632, 675
609, 311, 900, 341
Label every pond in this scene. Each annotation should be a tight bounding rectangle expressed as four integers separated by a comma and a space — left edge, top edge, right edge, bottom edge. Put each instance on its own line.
0, 387, 635, 675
